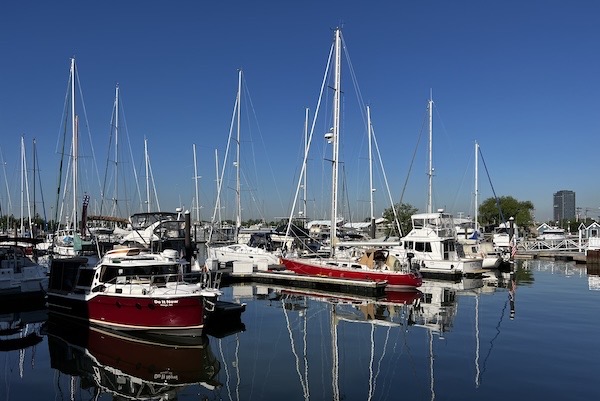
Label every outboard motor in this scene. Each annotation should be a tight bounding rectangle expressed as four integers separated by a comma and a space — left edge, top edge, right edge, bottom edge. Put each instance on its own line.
407, 252, 419, 271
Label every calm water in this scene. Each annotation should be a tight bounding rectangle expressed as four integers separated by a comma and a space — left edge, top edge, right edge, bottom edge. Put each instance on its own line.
2, 259, 599, 401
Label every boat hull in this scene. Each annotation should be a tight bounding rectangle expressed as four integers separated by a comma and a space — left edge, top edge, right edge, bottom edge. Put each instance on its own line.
47, 292, 210, 336
280, 258, 422, 289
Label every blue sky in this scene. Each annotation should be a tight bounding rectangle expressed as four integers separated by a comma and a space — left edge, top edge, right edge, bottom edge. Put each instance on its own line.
1, 1, 599, 225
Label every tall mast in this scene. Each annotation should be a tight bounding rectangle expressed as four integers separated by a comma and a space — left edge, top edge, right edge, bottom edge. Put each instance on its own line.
367, 106, 375, 239
302, 107, 309, 221
427, 90, 433, 214
330, 28, 342, 257
193, 143, 201, 223
20, 136, 25, 235
73, 115, 79, 229
215, 149, 222, 225
474, 141, 479, 234
144, 137, 150, 213
32, 138, 36, 229
235, 69, 242, 240
71, 58, 78, 229
113, 84, 119, 217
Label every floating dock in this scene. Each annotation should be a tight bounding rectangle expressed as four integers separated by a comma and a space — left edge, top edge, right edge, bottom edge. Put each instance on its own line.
220, 267, 388, 297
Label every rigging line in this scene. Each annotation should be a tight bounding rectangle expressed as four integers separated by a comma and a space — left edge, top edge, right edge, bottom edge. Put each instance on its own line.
285, 40, 334, 236
116, 89, 135, 219
0, 148, 12, 213
368, 323, 375, 401
146, 148, 161, 211
239, 167, 267, 222
74, 65, 103, 194
340, 163, 353, 223
242, 75, 286, 217
371, 124, 404, 236
340, 32, 369, 131
398, 106, 429, 206
235, 333, 241, 401
480, 299, 508, 381
282, 299, 310, 400
209, 84, 238, 230
373, 325, 392, 399
302, 297, 310, 399
125, 123, 143, 213
54, 84, 71, 226
449, 148, 474, 216
33, 144, 48, 225
21, 137, 33, 235
477, 146, 505, 223
217, 339, 234, 401
99, 99, 117, 217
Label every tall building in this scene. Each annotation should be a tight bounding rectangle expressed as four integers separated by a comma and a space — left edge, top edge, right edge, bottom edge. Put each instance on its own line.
553, 190, 576, 222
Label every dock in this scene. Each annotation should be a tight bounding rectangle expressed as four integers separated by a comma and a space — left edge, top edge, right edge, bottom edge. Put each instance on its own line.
514, 251, 587, 263
218, 266, 388, 297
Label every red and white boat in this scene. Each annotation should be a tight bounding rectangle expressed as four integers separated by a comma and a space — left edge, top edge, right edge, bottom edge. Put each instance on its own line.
47, 247, 221, 337
45, 315, 222, 399
281, 248, 422, 289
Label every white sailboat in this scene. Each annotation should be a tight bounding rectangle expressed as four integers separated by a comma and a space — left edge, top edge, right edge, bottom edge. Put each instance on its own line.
51, 58, 98, 262
206, 69, 280, 269
456, 141, 505, 268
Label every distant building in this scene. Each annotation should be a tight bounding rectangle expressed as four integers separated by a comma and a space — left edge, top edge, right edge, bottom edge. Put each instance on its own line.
553, 190, 576, 222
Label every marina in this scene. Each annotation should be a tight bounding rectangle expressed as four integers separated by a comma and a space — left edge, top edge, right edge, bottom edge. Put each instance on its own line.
1, 4, 600, 399
0, 258, 598, 400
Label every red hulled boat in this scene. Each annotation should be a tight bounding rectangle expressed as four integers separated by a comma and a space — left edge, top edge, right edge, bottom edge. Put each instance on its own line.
47, 247, 221, 337
280, 248, 422, 290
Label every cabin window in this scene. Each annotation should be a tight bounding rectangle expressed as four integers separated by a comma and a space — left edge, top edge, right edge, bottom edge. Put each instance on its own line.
76, 269, 95, 288
414, 242, 432, 252
412, 219, 424, 229
442, 240, 455, 260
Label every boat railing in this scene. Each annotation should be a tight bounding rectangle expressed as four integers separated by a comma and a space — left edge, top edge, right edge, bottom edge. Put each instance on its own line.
103, 272, 195, 295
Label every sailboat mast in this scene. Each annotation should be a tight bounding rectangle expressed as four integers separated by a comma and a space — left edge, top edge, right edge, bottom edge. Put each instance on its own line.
144, 137, 150, 213
215, 149, 222, 225
427, 92, 433, 214
474, 141, 479, 234
32, 138, 36, 229
73, 115, 79, 229
330, 28, 342, 257
193, 143, 201, 223
235, 69, 242, 239
367, 106, 375, 239
303, 107, 309, 221
20, 136, 25, 235
113, 84, 119, 217
71, 58, 78, 229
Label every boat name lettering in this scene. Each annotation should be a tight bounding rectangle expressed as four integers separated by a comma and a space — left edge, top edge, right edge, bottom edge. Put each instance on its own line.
153, 299, 179, 306
154, 371, 178, 380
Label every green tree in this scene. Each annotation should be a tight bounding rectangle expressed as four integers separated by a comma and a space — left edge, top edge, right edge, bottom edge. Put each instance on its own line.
478, 196, 534, 229
382, 202, 418, 236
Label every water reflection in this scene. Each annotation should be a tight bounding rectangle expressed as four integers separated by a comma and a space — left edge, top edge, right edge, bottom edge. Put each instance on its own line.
4, 260, 599, 400
0, 305, 46, 353
222, 269, 522, 401
44, 317, 222, 400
